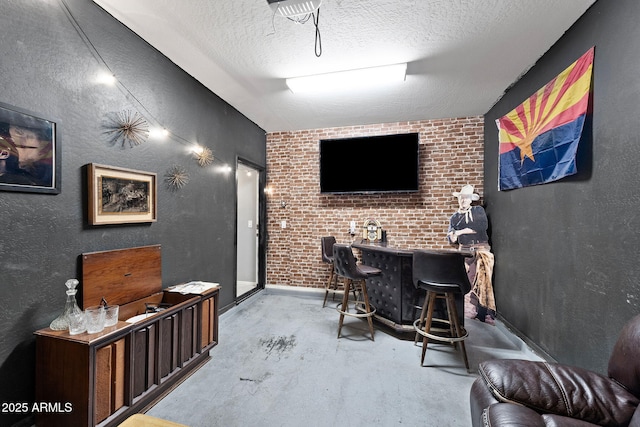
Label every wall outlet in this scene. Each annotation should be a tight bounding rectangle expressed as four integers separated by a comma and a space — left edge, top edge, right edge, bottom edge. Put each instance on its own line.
281, 220, 287, 229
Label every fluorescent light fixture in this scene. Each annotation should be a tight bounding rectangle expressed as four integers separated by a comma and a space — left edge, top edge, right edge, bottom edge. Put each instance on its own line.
285, 63, 407, 94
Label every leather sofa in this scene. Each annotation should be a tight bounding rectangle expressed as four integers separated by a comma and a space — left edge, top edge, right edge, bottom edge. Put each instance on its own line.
470, 314, 640, 427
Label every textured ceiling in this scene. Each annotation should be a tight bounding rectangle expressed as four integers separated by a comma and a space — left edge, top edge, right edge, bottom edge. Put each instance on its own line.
91, 0, 596, 132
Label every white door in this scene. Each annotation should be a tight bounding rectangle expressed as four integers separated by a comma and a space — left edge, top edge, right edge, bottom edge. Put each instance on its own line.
236, 162, 260, 298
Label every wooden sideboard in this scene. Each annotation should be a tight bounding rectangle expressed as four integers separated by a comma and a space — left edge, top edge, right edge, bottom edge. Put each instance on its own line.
34, 245, 219, 427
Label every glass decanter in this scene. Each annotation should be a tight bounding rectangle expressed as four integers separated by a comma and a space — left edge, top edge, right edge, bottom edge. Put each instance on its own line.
49, 278, 84, 331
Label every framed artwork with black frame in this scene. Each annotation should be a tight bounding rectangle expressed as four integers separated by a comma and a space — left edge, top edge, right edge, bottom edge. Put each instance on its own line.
0, 102, 60, 194
87, 163, 157, 225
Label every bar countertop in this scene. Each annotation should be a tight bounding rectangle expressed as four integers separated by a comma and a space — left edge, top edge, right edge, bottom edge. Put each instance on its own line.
351, 242, 413, 256
352, 241, 471, 256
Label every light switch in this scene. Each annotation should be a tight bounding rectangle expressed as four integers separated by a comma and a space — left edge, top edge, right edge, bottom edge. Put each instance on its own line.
248, 220, 253, 228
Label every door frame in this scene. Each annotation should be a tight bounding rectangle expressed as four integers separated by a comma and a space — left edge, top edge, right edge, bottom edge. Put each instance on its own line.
234, 157, 266, 303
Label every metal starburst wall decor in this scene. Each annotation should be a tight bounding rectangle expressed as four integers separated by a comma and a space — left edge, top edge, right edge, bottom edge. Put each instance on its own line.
194, 146, 214, 167
165, 165, 190, 190
104, 110, 149, 148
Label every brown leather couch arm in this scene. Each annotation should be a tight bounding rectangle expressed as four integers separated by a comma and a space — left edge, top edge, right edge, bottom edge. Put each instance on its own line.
482, 404, 546, 426
478, 359, 639, 426
631, 405, 640, 427
471, 378, 499, 427
483, 403, 602, 427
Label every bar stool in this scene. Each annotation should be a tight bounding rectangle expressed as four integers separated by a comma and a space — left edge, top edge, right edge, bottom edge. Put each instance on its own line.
321, 236, 339, 307
333, 244, 381, 341
412, 249, 472, 371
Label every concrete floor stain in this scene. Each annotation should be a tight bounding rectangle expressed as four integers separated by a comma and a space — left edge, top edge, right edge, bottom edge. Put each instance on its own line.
259, 335, 297, 360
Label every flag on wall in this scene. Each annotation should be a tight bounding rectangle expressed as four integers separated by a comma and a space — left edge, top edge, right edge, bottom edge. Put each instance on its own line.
497, 47, 594, 190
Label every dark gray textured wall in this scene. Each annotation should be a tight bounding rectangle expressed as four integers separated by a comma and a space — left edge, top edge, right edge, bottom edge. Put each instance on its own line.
0, 0, 265, 425
485, 0, 639, 373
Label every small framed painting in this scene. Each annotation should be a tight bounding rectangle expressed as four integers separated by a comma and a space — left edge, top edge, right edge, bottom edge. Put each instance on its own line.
87, 163, 157, 225
0, 102, 60, 194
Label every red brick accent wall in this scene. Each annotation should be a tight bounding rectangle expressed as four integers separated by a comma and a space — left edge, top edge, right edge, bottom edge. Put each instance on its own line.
266, 117, 484, 288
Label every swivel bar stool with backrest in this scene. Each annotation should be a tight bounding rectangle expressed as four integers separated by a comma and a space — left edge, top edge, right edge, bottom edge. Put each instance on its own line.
321, 236, 339, 307
412, 249, 472, 371
333, 244, 381, 341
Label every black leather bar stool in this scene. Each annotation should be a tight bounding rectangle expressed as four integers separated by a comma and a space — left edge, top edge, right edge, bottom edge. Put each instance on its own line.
333, 244, 381, 341
412, 249, 472, 370
321, 236, 339, 307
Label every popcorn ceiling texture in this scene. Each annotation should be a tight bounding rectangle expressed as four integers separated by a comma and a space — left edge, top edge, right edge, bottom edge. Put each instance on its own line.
266, 117, 484, 288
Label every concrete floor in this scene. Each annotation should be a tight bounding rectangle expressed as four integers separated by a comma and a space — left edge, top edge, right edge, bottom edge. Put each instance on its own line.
146, 286, 543, 427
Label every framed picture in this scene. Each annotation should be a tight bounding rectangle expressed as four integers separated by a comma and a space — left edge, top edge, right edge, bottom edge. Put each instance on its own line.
0, 102, 60, 194
87, 163, 157, 225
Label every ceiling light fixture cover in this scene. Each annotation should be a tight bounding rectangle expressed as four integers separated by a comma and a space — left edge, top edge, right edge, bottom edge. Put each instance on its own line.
286, 63, 407, 94
267, 0, 322, 18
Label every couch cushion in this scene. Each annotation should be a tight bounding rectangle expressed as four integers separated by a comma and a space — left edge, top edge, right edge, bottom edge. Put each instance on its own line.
478, 359, 639, 427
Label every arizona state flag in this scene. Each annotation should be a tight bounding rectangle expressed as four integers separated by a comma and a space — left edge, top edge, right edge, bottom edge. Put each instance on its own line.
497, 47, 594, 190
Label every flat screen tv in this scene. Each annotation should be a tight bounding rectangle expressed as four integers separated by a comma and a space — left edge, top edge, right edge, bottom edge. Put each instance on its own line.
319, 133, 419, 194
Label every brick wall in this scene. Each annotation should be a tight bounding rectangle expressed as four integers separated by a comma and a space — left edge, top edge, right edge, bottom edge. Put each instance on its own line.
266, 117, 484, 288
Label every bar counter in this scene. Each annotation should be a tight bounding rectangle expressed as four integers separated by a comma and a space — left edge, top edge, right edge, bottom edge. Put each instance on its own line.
351, 242, 465, 333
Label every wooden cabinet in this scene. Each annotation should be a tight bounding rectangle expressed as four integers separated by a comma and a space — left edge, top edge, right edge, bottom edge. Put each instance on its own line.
35, 323, 131, 426
158, 313, 179, 380
35, 288, 219, 427
95, 337, 126, 423
34, 245, 219, 427
201, 294, 217, 350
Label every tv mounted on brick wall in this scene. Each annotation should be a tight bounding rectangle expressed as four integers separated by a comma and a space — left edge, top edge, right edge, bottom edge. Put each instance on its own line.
319, 133, 419, 194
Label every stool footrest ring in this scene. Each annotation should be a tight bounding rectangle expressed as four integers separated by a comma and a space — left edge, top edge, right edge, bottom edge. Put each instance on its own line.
413, 318, 468, 343
336, 301, 376, 318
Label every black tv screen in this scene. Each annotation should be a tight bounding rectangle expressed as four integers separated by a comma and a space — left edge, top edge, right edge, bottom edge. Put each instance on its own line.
320, 133, 420, 194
